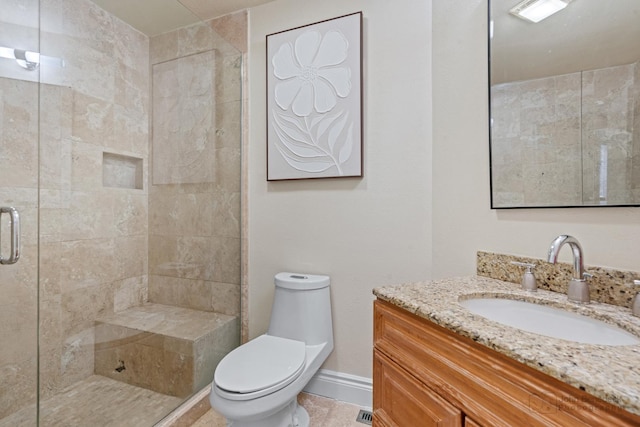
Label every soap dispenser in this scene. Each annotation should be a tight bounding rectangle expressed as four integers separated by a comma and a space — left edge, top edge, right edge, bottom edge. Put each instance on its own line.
632, 280, 640, 317
511, 261, 537, 292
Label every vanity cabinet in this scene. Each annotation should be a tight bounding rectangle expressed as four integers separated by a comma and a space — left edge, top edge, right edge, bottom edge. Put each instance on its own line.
373, 299, 640, 427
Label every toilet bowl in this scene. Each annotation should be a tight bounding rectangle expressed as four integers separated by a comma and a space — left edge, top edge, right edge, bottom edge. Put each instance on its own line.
209, 272, 334, 427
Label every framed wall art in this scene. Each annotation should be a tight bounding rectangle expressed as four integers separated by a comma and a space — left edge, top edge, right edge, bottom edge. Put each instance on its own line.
266, 12, 363, 181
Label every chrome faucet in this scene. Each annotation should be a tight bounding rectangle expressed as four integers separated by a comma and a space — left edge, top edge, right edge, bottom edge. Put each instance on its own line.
547, 235, 590, 303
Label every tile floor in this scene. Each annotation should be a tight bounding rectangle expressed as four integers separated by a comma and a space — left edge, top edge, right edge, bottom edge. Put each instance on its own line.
0, 377, 366, 427
191, 392, 368, 427
0, 375, 182, 427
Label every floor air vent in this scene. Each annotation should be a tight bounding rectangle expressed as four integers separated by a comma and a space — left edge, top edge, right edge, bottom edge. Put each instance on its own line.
356, 409, 373, 425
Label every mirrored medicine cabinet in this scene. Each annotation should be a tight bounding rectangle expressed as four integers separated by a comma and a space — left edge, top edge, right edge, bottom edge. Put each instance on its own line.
489, 0, 640, 208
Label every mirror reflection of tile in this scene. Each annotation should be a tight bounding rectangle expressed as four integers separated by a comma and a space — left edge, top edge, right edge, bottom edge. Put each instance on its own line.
491, 61, 640, 207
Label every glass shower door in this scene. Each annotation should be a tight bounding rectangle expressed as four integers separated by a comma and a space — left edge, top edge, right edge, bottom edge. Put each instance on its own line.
2, 1, 244, 424
0, 0, 41, 425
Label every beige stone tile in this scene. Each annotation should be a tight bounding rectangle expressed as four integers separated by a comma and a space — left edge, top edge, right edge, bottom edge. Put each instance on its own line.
60, 281, 115, 337
193, 316, 239, 384
322, 400, 365, 427
149, 235, 204, 280
33, 375, 181, 427
215, 53, 243, 104
176, 278, 215, 311
149, 274, 183, 306
191, 409, 226, 427
212, 146, 241, 192
215, 100, 242, 149
209, 11, 247, 54
113, 62, 149, 156
149, 235, 240, 284
111, 192, 148, 236
0, 356, 37, 421
68, 141, 104, 191
152, 50, 217, 185
40, 137, 72, 192
113, 101, 150, 156
150, 190, 215, 237
150, 186, 239, 239
0, 245, 38, 298
41, 238, 118, 293
113, 275, 149, 312
149, 275, 241, 314
96, 304, 238, 398
177, 22, 219, 58
210, 236, 241, 284
197, 393, 368, 427
0, 79, 39, 189
112, 236, 148, 283
113, 18, 149, 73
298, 393, 333, 423
72, 90, 115, 146
0, 300, 37, 361
40, 191, 114, 241
150, 30, 180, 65
38, 293, 64, 400
40, 85, 73, 192
208, 281, 241, 316
56, 327, 96, 390
102, 152, 144, 190
165, 350, 196, 397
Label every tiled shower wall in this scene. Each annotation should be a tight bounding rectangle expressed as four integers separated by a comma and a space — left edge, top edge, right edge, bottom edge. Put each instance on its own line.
147, 14, 245, 319
491, 61, 640, 206
0, 64, 40, 421
0, 0, 244, 420
37, 0, 151, 400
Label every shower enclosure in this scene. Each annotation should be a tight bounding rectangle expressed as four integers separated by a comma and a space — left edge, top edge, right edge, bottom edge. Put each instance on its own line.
0, 0, 244, 425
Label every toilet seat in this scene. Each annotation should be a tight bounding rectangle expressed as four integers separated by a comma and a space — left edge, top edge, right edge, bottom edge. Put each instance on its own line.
214, 335, 306, 401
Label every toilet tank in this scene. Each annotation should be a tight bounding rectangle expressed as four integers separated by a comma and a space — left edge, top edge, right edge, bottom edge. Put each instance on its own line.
267, 272, 333, 346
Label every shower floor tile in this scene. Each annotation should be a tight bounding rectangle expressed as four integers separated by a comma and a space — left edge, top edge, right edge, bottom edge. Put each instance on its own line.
0, 375, 182, 427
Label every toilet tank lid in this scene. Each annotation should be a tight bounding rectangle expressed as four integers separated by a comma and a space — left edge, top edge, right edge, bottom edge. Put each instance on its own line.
275, 272, 330, 290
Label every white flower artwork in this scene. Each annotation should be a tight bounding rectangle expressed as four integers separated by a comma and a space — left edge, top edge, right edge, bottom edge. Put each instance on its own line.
266, 12, 362, 180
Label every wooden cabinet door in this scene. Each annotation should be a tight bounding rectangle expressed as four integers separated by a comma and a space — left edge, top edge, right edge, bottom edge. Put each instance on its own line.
464, 417, 482, 427
374, 299, 640, 427
373, 349, 462, 427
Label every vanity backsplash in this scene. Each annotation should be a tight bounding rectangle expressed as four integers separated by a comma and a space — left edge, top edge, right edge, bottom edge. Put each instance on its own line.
477, 251, 640, 309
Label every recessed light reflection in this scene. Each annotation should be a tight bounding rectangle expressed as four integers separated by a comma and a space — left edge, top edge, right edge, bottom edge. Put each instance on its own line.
0, 46, 65, 71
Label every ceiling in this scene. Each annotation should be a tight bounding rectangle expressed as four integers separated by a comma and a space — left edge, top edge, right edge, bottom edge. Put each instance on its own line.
90, 0, 275, 36
491, 0, 640, 83
91, 0, 640, 81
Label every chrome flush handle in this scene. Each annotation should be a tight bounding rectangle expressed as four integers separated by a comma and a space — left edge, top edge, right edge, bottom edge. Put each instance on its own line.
0, 207, 20, 265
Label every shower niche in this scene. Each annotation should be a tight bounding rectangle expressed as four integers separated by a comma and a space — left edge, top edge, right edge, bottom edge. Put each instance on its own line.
102, 152, 143, 190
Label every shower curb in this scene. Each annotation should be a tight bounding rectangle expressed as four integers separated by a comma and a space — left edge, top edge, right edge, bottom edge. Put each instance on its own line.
154, 385, 211, 427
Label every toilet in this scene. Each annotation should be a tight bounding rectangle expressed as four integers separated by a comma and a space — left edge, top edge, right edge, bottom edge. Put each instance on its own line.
209, 272, 334, 427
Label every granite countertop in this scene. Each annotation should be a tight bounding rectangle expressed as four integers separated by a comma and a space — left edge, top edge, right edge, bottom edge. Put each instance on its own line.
373, 276, 640, 416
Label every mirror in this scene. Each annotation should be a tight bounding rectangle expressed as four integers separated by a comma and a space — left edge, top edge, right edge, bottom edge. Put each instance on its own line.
489, 0, 640, 208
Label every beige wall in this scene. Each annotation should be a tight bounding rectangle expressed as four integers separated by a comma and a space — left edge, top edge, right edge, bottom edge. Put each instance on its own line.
248, 0, 432, 378
249, 0, 640, 383
432, 0, 640, 276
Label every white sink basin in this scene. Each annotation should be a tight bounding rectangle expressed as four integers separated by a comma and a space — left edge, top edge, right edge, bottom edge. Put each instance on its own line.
459, 298, 640, 346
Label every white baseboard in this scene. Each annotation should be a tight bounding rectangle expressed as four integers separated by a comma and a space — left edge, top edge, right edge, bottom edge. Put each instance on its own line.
303, 369, 372, 409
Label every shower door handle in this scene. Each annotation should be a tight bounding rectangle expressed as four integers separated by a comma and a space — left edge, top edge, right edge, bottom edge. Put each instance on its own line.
0, 207, 20, 265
